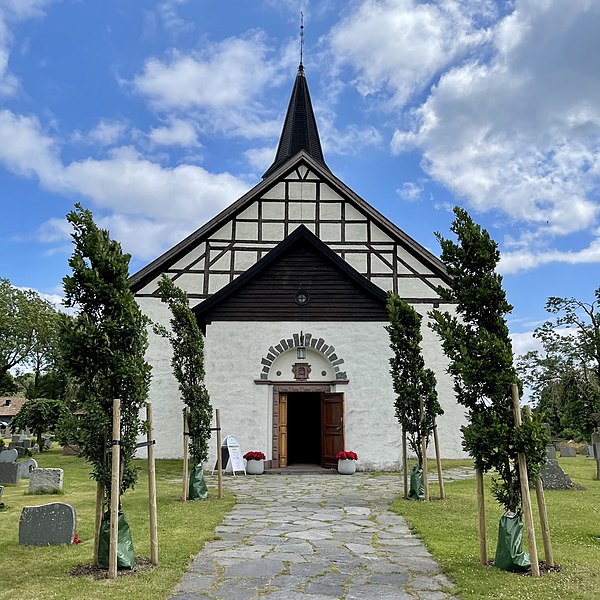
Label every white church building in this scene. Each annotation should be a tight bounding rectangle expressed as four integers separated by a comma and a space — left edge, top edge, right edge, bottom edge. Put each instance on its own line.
130, 63, 465, 471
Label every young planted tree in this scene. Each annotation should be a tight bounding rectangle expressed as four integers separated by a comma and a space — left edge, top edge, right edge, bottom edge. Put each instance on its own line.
156, 275, 212, 499
59, 204, 151, 565
386, 294, 442, 493
11, 397, 69, 450
430, 207, 547, 569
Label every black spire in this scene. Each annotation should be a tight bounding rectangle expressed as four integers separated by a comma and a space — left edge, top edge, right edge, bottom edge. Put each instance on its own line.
262, 63, 329, 179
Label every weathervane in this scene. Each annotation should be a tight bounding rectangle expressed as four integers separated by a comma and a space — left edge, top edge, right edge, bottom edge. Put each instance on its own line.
300, 11, 304, 66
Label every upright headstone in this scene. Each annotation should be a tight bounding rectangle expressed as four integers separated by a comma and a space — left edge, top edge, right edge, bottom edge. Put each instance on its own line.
19, 502, 76, 546
546, 444, 556, 460
0, 462, 20, 484
22, 439, 31, 449
17, 458, 38, 479
541, 460, 574, 490
559, 446, 576, 457
0, 448, 18, 463
29, 468, 63, 494
8, 443, 25, 457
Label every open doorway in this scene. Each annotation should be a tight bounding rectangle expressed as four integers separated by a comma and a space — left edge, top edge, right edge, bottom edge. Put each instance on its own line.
287, 392, 321, 465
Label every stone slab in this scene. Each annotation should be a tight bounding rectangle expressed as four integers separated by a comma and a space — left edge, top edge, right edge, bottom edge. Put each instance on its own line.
546, 444, 556, 460
19, 502, 76, 546
17, 458, 38, 479
541, 460, 574, 490
8, 444, 24, 457
29, 468, 63, 494
0, 461, 20, 484
0, 448, 18, 462
559, 447, 576, 457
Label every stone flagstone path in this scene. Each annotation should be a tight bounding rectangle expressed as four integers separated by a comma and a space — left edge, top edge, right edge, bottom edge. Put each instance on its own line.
171, 468, 474, 600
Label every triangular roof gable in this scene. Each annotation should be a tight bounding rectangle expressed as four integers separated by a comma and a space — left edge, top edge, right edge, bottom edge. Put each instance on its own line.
130, 151, 450, 292
193, 224, 388, 322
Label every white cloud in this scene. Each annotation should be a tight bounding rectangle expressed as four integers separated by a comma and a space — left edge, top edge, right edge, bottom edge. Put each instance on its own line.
388, 0, 600, 270
328, 0, 493, 107
510, 330, 541, 359
148, 118, 200, 147
157, 0, 192, 35
396, 181, 424, 202
244, 146, 277, 173
87, 120, 128, 146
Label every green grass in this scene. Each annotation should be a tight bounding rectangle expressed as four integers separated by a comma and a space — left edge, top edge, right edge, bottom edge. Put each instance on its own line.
391, 457, 600, 600
0, 447, 234, 600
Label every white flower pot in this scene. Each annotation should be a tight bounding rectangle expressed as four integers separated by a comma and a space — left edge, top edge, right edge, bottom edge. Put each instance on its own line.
337, 459, 356, 475
246, 460, 264, 475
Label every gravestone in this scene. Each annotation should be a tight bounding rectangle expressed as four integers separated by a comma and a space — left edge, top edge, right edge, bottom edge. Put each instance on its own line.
559, 446, 576, 457
17, 458, 38, 479
546, 444, 556, 460
0, 462, 20, 484
62, 445, 80, 456
29, 468, 63, 494
541, 460, 574, 490
22, 439, 31, 449
0, 448, 18, 463
19, 502, 76, 546
42, 436, 53, 450
31, 444, 39, 454
580, 445, 589, 456
8, 443, 25, 457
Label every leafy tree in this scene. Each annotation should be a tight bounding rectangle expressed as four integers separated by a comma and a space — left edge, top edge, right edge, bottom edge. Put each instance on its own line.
0, 278, 59, 377
156, 275, 212, 466
517, 287, 600, 439
59, 204, 151, 501
0, 371, 19, 396
430, 207, 547, 512
11, 397, 69, 450
386, 293, 442, 466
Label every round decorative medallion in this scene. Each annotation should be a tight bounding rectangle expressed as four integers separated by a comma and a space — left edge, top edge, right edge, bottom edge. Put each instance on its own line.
294, 290, 310, 306
321, 371, 327, 377
276, 371, 282, 376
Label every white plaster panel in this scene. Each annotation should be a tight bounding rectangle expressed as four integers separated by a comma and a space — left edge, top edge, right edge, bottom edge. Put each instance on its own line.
345, 222, 368, 242
397, 278, 438, 297
371, 255, 393, 274
345, 204, 366, 221
289, 202, 316, 220
320, 184, 343, 200
137, 275, 164, 295
236, 221, 259, 240
208, 274, 230, 294
289, 223, 315, 234
319, 203, 341, 220
372, 277, 394, 292
171, 243, 206, 270
262, 222, 285, 241
172, 273, 204, 294
370, 223, 393, 242
298, 165, 308, 178
237, 202, 258, 219
289, 182, 317, 200
234, 251, 258, 271
262, 202, 285, 220
211, 222, 232, 240
305, 170, 319, 180
210, 253, 230, 270
398, 248, 434, 275
270, 349, 332, 381
320, 222, 342, 242
344, 253, 367, 272
262, 182, 285, 200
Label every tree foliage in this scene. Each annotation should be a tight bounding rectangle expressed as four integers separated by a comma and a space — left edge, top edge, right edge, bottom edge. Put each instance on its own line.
11, 397, 69, 450
386, 293, 442, 466
430, 207, 548, 512
517, 286, 600, 439
58, 204, 151, 501
156, 275, 212, 466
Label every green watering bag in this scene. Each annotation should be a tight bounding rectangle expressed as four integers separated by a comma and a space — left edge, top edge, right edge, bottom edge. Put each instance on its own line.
98, 511, 135, 570
408, 465, 425, 500
494, 511, 531, 572
188, 464, 209, 500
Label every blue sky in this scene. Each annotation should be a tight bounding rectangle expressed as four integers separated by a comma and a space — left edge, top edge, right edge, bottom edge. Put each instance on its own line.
0, 0, 599, 358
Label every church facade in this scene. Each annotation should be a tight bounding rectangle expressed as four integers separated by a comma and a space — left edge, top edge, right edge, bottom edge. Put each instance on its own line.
130, 64, 466, 470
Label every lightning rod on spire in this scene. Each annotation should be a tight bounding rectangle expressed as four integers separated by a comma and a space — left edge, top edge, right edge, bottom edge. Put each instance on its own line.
300, 11, 304, 66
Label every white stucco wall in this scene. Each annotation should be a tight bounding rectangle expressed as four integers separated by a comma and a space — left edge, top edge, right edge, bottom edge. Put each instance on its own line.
137, 295, 467, 469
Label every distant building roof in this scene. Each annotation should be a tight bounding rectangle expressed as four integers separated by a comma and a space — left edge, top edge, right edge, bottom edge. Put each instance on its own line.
0, 397, 27, 417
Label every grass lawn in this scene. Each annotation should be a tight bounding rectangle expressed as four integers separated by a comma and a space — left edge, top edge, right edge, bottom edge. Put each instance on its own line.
392, 456, 600, 600
0, 446, 234, 600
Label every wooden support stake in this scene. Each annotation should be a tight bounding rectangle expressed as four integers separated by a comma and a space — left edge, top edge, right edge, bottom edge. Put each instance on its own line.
433, 424, 445, 500
402, 428, 408, 500
93, 481, 104, 566
525, 406, 554, 567
476, 468, 487, 565
146, 403, 159, 566
419, 398, 429, 501
108, 398, 121, 579
182, 410, 189, 502
216, 409, 223, 499
512, 384, 540, 577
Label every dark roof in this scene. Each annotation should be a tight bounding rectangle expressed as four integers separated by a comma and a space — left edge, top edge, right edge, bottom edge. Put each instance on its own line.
263, 64, 328, 179
0, 397, 27, 417
193, 224, 387, 323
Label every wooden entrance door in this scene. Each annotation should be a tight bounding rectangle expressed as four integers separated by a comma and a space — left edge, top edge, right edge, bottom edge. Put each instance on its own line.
321, 393, 344, 468
279, 393, 288, 467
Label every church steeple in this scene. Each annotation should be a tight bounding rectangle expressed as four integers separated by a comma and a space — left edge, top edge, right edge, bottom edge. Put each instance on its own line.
262, 63, 329, 179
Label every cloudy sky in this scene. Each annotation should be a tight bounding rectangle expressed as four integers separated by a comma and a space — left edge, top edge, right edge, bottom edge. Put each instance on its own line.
0, 0, 599, 358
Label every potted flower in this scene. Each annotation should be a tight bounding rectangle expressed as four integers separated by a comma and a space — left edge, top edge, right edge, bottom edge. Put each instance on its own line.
243, 451, 266, 475
336, 450, 358, 475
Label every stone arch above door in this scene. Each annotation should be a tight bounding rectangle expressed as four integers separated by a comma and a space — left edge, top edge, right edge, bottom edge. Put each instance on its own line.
258, 331, 347, 381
